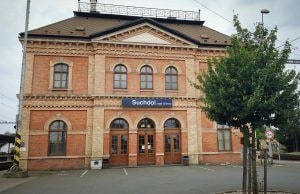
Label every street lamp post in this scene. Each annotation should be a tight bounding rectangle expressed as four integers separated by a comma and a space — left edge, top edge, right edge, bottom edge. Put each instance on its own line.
261, 9, 270, 25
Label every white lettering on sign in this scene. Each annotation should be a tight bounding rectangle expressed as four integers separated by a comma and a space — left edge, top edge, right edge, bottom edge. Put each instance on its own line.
132, 100, 156, 106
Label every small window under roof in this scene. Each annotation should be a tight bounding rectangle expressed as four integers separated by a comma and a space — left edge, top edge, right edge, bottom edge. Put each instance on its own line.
200, 35, 209, 39
75, 26, 85, 31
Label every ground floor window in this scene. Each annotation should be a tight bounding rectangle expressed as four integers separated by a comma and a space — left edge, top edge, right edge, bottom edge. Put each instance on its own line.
217, 124, 232, 151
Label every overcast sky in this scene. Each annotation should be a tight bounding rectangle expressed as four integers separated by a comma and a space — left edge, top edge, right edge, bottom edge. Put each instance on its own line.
0, 0, 299, 134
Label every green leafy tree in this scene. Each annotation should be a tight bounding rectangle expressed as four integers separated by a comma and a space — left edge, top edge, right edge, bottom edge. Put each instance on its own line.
277, 104, 300, 152
194, 15, 299, 193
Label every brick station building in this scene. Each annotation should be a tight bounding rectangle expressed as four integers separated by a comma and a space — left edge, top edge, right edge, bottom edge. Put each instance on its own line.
19, 1, 242, 170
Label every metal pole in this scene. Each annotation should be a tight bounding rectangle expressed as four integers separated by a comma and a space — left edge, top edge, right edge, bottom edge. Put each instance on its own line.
261, 13, 264, 25
14, 0, 30, 170
264, 149, 267, 194
18, 0, 30, 133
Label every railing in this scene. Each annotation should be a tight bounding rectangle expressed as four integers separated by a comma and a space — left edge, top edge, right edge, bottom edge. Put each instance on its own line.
78, 2, 200, 21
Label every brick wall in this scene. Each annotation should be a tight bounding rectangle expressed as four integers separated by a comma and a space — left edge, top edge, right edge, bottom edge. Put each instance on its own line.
28, 158, 85, 170
105, 57, 186, 96
30, 110, 87, 131
32, 55, 88, 94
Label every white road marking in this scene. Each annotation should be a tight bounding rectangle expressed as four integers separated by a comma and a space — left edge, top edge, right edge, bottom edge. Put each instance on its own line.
195, 166, 215, 172
123, 168, 128, 175
230, 165, 243, 168
80, 170, 88, 177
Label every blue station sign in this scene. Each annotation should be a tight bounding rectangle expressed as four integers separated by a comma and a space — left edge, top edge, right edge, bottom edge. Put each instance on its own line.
122, 98, 172, 108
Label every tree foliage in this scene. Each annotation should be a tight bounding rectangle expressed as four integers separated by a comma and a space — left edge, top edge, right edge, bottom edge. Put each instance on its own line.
195, 15, 299, 130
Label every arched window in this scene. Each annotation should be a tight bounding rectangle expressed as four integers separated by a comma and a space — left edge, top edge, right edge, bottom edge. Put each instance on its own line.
54, 63, 69, 88
164, 118, 181, 128
165, 66, 178, 90
140, 65, 153, 90
138, 118, 155, 128
114, 64, 127, 89
110, 118, 129, 129
49, 120, 67, 155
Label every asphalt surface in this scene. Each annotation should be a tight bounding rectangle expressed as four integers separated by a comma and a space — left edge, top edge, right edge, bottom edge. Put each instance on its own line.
0, 161, 299, 194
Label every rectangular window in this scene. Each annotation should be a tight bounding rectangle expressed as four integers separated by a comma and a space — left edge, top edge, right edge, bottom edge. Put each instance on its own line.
217, 126, 232, 151
139, 135, 145, 153
165, 135, 171, 153
121, 135, 127, 154
173, 134, 180, 153
111, 136, 118, 154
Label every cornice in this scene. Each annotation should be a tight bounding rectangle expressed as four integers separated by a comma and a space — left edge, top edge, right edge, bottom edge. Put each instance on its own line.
23, 94, 198, 101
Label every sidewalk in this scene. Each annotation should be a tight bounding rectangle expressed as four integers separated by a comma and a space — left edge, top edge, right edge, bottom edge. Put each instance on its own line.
0, 170, 37, 193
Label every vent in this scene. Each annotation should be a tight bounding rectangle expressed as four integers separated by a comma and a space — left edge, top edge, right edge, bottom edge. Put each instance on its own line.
200, 35, 209, 39
75, 26, 85, 31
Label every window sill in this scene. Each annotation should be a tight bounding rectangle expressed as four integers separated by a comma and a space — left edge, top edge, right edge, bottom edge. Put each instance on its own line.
49, 88, 72, 91
165, 89, 178, 93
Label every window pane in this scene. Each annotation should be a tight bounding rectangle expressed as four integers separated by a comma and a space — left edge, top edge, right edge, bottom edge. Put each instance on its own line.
141, 82, 146, 89
165, 135, 171, 153
121, 135, 127, 154
141, 75, 146, 82
148, 135, 154, 153
111, 136, 118, 154
148, 82, 152, 89
166, 82, 171, 90
172, 75, 177, 83
49, 132, 57, 143
218, 130, 224, 151
139, 135, 145, 153
224, 130, 231, 150
121, 81, 126, 88
54, 81, 61, 88
171, 82, 177, 90
114, 80, 120, 88
61, 81, 67, 88
121, 74, 126, 81
61, 73, 67, 81
62, 65, 68, 72
54, 73, 60, 81
166, 75, 170, 82
173, 135, 180, 152
50, 143, 57, 154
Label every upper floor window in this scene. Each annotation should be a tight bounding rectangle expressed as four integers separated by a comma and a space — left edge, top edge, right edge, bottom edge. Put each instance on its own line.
49, 120, 67, 155
114, 64, 127, 89
54, 63, 69, 89
217, 124, 232, 151
165, 66, 178, 90
140, 65, 153, 90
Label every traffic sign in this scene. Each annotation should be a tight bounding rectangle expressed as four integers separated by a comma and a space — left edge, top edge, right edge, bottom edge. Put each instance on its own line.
265, 129, 274, 140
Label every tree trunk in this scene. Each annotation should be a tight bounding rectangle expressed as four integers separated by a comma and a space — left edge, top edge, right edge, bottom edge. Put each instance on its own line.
252, 130, 258, 193
242, 127, 248, 193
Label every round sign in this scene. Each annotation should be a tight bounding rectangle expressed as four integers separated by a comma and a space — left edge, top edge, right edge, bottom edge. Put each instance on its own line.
265, 129, 274, 140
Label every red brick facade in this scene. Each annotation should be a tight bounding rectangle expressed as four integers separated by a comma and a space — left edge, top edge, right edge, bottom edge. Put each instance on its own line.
19, 10, 242, 171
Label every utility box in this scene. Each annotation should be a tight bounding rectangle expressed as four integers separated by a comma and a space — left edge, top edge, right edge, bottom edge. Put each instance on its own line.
90, 160, 102, 169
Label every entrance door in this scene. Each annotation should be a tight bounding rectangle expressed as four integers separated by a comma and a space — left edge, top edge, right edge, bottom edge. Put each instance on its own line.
109, 131, 128, 166
164, 129, 181, 164
137, 130, 155, 165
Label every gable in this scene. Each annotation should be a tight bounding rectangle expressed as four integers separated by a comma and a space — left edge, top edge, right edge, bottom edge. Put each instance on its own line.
91, 22, 197, 47
122, 32, 171, 45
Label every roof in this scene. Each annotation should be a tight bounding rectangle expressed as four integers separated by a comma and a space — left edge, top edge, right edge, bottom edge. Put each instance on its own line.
0, 134, 15, 144
23, 11, 231, 47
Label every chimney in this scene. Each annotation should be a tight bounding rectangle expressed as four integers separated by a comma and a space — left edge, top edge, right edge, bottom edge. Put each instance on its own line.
90, 0, 97, 12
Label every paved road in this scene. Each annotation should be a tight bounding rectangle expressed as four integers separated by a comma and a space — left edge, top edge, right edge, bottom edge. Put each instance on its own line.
1, 161, 299, 194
